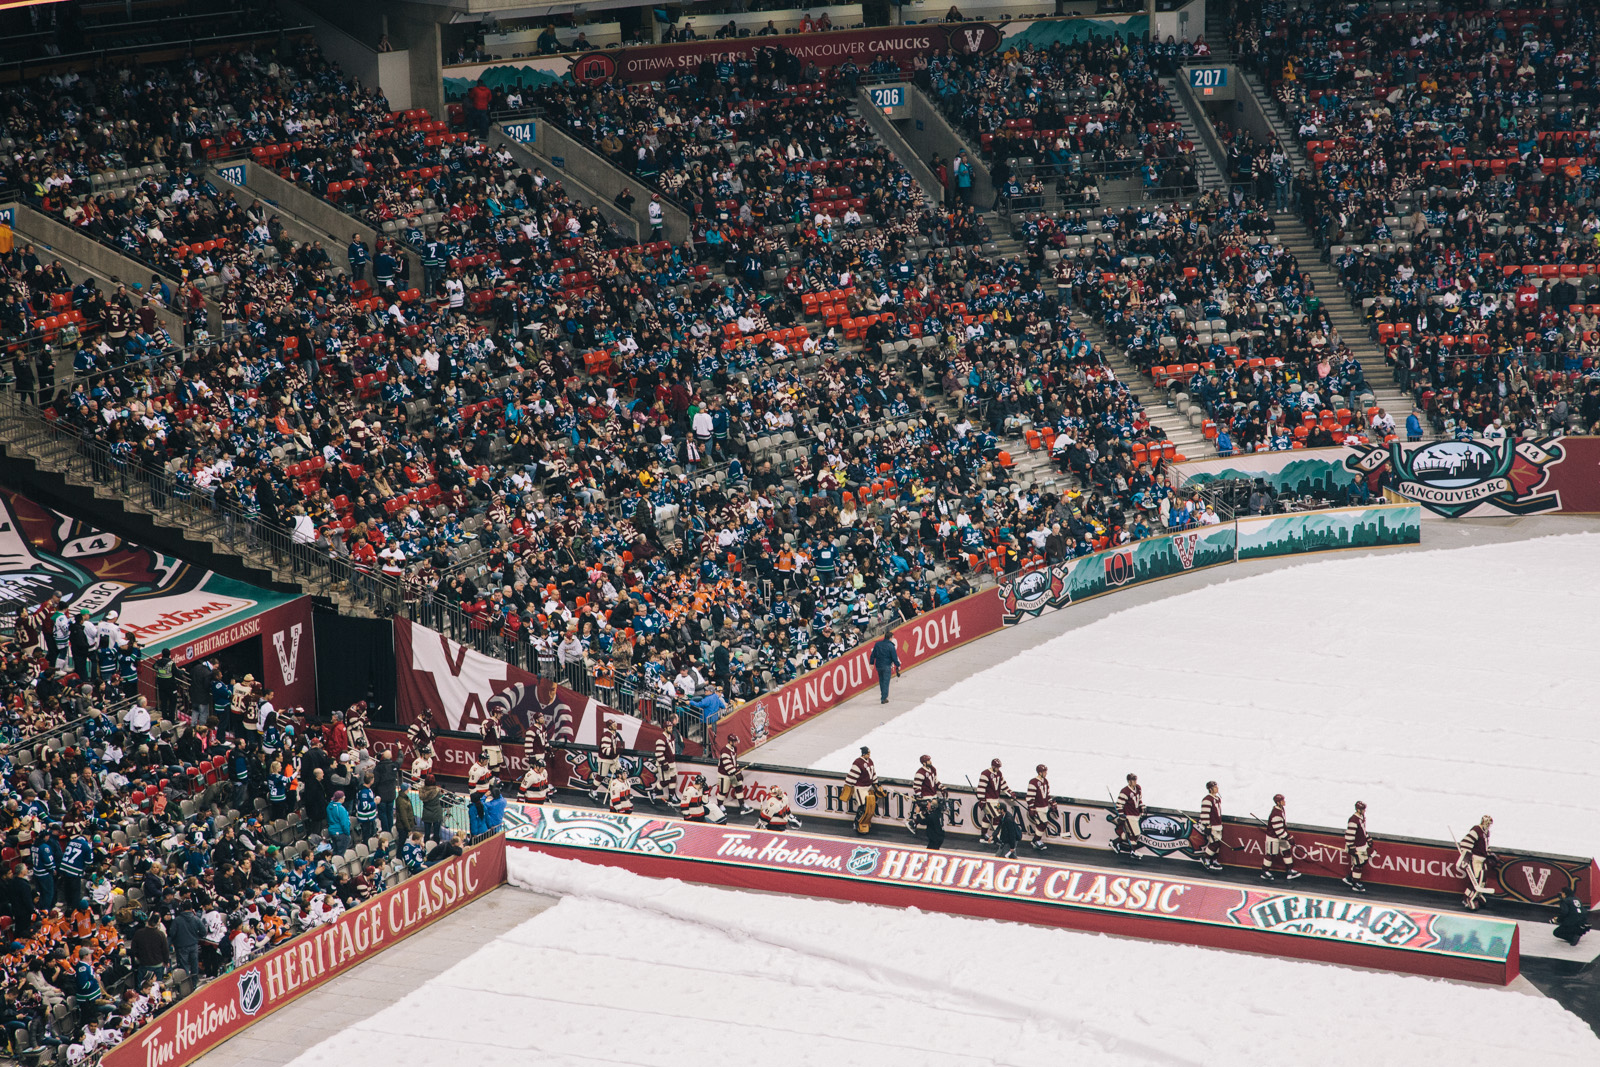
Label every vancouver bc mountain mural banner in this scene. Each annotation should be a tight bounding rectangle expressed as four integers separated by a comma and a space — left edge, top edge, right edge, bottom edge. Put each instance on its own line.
1181, 438, 1600, 518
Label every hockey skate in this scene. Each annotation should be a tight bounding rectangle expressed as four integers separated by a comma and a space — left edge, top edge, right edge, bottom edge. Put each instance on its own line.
1260, 870, 1275, 881
1031, 839, 1048, 852
1342, 876, 1367, 893
1284, 869, 1302, 881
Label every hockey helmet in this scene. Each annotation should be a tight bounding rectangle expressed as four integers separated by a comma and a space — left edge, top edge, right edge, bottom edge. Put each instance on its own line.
919, 754, 932, 765
1206, 780, 1217, 791
991, 758, 1002, 768
1036, 764, 1047, 775
860, 745, 870, 755
1126, 772, 1138, 782
726, 733, 739, 744
1354, 800, 1366, 811
693, 773, 707, 786
1273, 793, 1285, 805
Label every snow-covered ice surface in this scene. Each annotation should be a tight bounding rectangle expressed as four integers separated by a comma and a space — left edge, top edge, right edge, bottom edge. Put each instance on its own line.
819, 534, 1600, 859
278, 852, 1600, 1067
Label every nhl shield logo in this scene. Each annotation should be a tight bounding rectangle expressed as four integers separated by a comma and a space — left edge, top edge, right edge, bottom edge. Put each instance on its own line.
846, 846, 881, 875
238, 967, 265, 1016
794, 781, 820, 810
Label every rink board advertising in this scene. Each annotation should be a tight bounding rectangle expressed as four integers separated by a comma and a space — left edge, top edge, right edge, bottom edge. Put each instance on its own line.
410, 740, 1597, 910
100, 839, 508, 1067
507, 808, 1518, 984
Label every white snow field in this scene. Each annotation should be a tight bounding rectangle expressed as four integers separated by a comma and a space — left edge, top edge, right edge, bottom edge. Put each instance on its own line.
278, 852, 1600, 1067
819, 534, 1600, 860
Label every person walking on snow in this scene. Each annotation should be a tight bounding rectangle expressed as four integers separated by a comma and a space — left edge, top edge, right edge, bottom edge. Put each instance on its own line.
869, 633, 901, 704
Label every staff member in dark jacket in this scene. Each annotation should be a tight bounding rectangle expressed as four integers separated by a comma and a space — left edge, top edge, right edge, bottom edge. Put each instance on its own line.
869, 634, 902, 704
374, 749, 401, 831
1553, 887, 1590, 946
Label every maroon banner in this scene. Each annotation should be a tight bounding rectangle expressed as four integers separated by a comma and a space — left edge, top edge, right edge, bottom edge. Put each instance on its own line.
565, 23, 1003, 84
712, 589, 1005, 756
508, 807, 1519, 984
1217, 823, 1599, 908
136, 596, 316, 713
392, 618, 666, 753
102, 837, 508, 1067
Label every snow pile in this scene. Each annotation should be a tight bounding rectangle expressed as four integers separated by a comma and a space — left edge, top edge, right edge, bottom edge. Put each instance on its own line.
280, 853, 1598, 1067
820, 534, 1600, 859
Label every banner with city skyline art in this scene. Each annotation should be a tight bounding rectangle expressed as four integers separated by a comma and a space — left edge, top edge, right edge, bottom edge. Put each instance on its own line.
1235, 505, 1422, 559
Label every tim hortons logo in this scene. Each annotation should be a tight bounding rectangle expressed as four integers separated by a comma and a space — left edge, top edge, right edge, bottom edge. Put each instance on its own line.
271, 624, 302, 686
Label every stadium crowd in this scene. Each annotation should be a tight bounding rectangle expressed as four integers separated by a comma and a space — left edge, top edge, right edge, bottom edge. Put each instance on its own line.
920, 35, 1199, 202
1229, 0, 1600, 436
0, 623, 462, 1063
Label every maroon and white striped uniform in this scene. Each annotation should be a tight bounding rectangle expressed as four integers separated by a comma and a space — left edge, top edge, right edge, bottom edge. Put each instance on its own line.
1116, 782, 1144, 842
1200, 790, 1224, 862
844, 755, 877, 789
1119, 783, 1144, 819
481, 717, 505, 772
1345, 809, 1371, 883
597, 726, 622, 786
652, 732, 678, 801
717, 742, 745, 805
1458, 822, 1492, 907
976, 766, 1009, 840
913, 764, 941, 799
1263, 802, 1296, 875
1026, 774, 1053, 841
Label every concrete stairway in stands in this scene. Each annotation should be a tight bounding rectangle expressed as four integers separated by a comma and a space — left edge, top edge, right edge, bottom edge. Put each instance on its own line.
1275, 215, 1420, 426
1161, 77, 1226, 191
0, 418, 368, 615
1074, 312, 1210, 461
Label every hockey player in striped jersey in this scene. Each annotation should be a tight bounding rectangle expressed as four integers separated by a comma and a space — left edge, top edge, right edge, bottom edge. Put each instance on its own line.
1113, 773, 1144, 854
1262, 794, 1301, 881
595, 719, 623, 795
1025, 765, 1057, 852
717, 734, 753, 814
1343, 801, 1371, 892
908, 755, 945, 835
1198, 781, 1224, 871
843, 746, 878, 811
975, 759, 1015, 844
1458, 815, 1494, 909
649, 715, 679, 806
